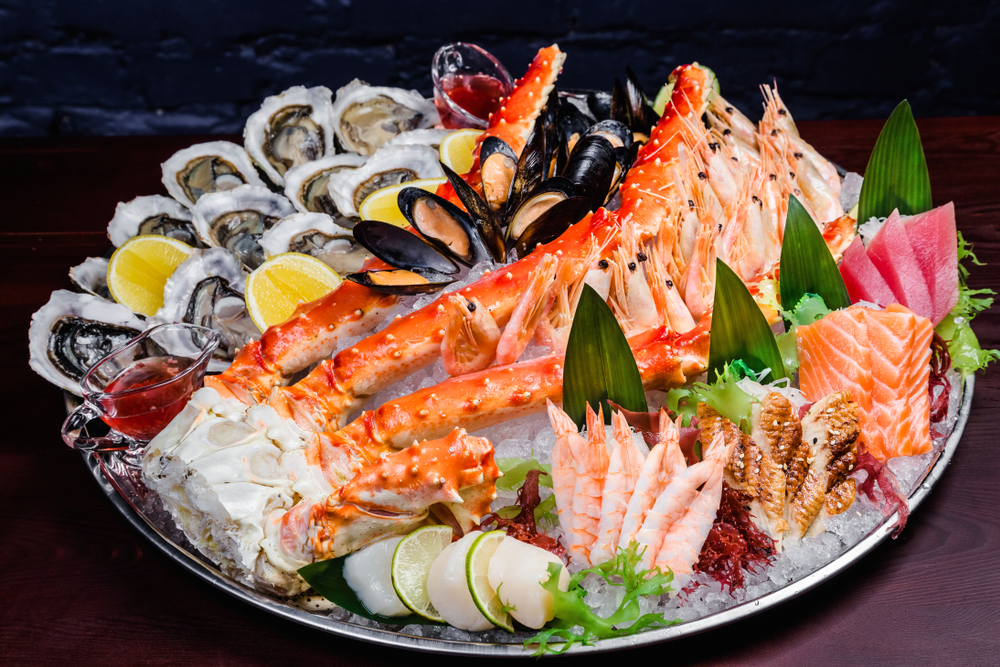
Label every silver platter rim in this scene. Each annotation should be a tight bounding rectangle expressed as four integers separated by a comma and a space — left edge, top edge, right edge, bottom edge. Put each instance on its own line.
81, 374, 974, 657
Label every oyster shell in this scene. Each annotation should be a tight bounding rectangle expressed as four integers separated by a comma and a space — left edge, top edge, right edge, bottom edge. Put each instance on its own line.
191, 185, 296, 270
259, 212, 373, 274
282, 154, 367, 220
161, 141, 266, 207
29, 290, 144, 395
384, 128, 452, 149
331, 80, 439, 156
328, 144, 443, 217
149, 248, 259, 365
107, 195, 205, 248
244, 86, 336, 186
69, 257, 111, 300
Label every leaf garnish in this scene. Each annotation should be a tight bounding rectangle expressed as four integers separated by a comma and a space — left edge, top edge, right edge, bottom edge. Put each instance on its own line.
495, 456, 552, 491
297, 558, 442, 626
780, 194, 851, 314
709, 259, 785, 382
857, 100, 932, 224
563, 283, 648, 429
524, 542, 679, 655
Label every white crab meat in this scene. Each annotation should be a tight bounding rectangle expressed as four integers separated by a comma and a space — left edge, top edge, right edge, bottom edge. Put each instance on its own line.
343, 536, 411, 617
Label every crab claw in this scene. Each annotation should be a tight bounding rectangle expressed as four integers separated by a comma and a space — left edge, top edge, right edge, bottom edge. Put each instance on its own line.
442, 296, 501, 376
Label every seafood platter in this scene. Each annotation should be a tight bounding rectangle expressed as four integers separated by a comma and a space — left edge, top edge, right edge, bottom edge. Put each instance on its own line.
29, 42, 996, 655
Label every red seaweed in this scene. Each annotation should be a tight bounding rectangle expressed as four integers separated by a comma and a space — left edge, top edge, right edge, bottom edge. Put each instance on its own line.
481, 469, 566, 559
854, 451, 910, 537
929, 331, 953, 428
694, 483, 775, 591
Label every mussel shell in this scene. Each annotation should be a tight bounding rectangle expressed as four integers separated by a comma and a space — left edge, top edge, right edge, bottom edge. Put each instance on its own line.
584, 90, 613, 121
541, 95, 561, 180
478, 137, 518, 212
557, 96, 594, 166
608, 144, 636, 200
352, 219, 459, 275
346, 268, 455, 294
441, 163, 506, 263
397, 188, 490, 267
563, 135, 617, 212
505, 177, 578, 242
503, 121, 545, 220
585, 119, 633, 151
624, 66, 660, 135
513, 196, 592, 257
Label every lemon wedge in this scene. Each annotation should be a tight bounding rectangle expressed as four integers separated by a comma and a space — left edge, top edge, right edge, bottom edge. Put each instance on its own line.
244, 252, 342, 331
358, 178, 447, 227
391, 525, 454, 623
106, 235, 195, 316
439, 128, 483, 175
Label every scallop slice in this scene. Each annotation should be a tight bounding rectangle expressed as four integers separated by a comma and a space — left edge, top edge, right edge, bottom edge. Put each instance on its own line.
244, 86, 336, 187
328, 144, 443, 217
161, 141, 266, 208
486, 536, 570, 629
282, 154, 368, 217
343, 536, 411, 617
425, 532, 494, 631
191, 185, 296, 270
107, 195, 204, 248
259, 212, 372, 274
331, 80, 439, 156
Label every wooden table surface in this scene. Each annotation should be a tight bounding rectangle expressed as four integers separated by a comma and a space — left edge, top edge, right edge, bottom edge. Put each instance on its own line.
1, 117, 998, 666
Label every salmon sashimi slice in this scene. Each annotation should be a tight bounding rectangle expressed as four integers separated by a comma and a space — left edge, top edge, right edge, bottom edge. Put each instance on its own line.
797, 304, 932, 460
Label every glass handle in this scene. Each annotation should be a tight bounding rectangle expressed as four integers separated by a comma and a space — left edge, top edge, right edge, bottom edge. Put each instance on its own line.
61, 402, 128, 452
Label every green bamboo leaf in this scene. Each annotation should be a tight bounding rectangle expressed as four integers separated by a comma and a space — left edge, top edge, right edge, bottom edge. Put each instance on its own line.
709, 259, 785, 382
857, 100, 932, 223
298, 557, 442, 626
563, 283, 648, 429
780, 194, 851, 312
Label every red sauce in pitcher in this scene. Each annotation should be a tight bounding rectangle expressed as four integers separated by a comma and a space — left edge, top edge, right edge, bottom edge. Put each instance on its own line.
436, 73, 507, 128
100, 356, 198, 441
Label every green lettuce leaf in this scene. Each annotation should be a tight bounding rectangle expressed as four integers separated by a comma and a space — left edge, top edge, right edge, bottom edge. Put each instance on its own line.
774, 293, 832, 375
935, 231, 999, 374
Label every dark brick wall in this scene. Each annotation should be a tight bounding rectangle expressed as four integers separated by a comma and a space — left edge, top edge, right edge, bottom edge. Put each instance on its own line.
2, 0, 997, 137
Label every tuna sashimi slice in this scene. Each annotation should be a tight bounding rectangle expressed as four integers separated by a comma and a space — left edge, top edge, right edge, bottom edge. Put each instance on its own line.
902, 202, 958, 325
866, 211, 934, 321
840, 236, 897, 307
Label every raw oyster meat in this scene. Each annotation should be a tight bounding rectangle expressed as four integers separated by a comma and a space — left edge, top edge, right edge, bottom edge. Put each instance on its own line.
191, 185, 296, 269
161, 141, 265, 207
328, 144, 443, 217
107, 195, 205, 248
244, 86, 336, 186
282, 153, 367, 221
331, 80, 439, 156
260, 212, 373, 274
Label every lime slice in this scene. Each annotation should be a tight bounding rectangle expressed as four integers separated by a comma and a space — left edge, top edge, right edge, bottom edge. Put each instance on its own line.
391, 525, 454, 622
652, 83, 674, 117
358, 178, 447, 227
465, 530, 513, 632
439, 128, 483, 175
244, 252, 342, 331
107, 235, 195, 316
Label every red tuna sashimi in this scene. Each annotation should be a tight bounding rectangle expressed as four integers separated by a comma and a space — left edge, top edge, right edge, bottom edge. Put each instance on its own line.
840, 236, 897, 306
866, 211, 934, 321
902, 202, 958, 326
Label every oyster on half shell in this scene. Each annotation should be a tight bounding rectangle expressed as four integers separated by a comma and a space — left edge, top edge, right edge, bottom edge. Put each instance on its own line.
259, 212, 372, 275
162, 141, 266, 207
331, 80, 439, 156
192, 185, 296, 270
328, 144, 443, 217
28, 290, 145, 395
107, 195, 205, 248
244, 86, 336, 187
69, 257, 111, 300
282, 153, 367, 222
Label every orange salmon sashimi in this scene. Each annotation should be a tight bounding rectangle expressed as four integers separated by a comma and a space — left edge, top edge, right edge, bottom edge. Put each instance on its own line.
797, 303, 932, 460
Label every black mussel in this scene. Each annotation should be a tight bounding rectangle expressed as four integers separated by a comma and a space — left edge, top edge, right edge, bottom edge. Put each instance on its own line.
441, 162, 506, 263
557, 96, 594, 165
397, 187, 490, 267
505, 176, 578, 243
479, 137, 518, 213
586, 90, 613, 121
346, 268, 456, 295
608, 144, 635, 199
513, 196, 592, 257
541, 94, 561, 179
610, 77, 633, 130
504, 121, 545, 221
624, 66, 660, 137
352, 219, 459, 275
564, 135, 617, 212
585, 119, 633, 151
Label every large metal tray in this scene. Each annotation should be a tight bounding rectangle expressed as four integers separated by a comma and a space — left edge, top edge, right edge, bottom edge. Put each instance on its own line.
81, 374, 974, 657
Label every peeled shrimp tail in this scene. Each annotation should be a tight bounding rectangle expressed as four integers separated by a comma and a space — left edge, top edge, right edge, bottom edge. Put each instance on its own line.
565, 404, 610, 568
589, 411, 647, 565
547, 400, 584, 542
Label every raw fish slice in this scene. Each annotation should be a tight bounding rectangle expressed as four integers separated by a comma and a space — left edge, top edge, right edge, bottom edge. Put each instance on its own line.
797, 307, 874, 418
902, 202, 958, 325
866, 211, 934, 321
881, 304, 933, 457
860, 307, 916, 460
840, 236, 896, 307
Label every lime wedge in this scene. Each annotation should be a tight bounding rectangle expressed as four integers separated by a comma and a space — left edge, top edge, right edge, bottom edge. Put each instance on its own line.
465, 530, 513, 632
391, 525, 453, 622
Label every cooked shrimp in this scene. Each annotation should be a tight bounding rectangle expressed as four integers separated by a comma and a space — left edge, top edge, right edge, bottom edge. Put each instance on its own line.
618, 410, 687, 550
441, 295, 501, 376
547, 400, 584, 548
495, 253, 559, 365
566, 404, 610, 567
589, 411, 647, 565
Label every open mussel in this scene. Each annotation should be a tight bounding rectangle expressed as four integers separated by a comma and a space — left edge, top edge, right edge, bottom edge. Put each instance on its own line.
585, 119, 633, 151
557, 95, 595, 163
346, 268, 456, 295
397, 188, 490, 267
611, 69, 659, 139
352, 220, 459, 276
441, 163, 505, 263
503, 121, 546, 219
513, 196, 592, 257
505, 177, 579, 244
478, 137, 518, 212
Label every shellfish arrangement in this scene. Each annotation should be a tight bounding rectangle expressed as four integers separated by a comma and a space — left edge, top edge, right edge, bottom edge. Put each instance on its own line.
29, 43, 985, 652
